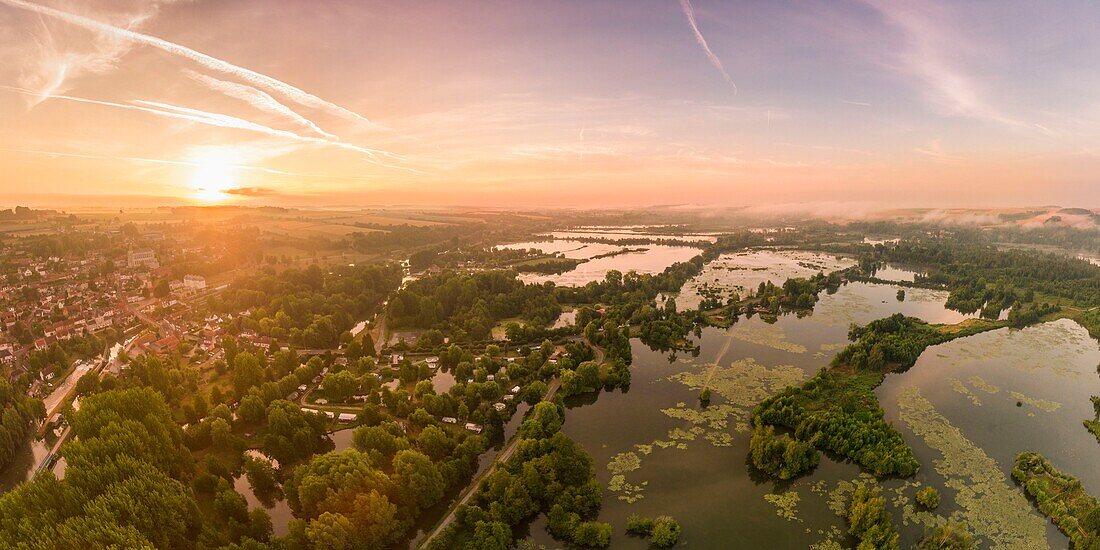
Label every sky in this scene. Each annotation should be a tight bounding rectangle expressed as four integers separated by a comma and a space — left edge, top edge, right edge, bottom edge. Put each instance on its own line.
0, 0, 1098, 208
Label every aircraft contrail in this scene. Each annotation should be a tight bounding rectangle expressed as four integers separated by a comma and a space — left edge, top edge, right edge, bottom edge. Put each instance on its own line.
0, 85, 418, 172
0, 0, 382, 127
184, 70, 339, 140
678, 0, 737, 94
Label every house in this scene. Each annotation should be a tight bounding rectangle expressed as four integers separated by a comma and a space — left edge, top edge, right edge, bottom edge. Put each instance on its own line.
127, 249, 158, 269
338, 413, 356, 422
464, 422, 483, 434
183, 274, 206, 291
442, 416, 458, 424
493, 402, 507, 411
510, 385, 521, 394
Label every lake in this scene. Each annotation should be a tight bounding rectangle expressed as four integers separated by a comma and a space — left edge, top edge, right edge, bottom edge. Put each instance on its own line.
523, 279, 1097, 548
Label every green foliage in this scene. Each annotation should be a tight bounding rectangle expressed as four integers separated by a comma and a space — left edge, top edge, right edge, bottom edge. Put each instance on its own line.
918, 523, 975, 550
749, 424, 819, 480
0, 388, 201, 548
753, 314, 1003, 478
916, 486, 941, 510
389, 270, 562, 340
846, 483, 899, 550
625, 514, 681, 547
262, 400, 327, 465
754, 367, 919, 477
428, 403, 605, 550
1012, 451, 1100, 549
0, 379, 45, 470
213, 263, 402, 348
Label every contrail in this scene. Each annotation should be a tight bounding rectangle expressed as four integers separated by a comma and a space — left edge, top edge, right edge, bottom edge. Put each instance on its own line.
0, 85, 418, 172
0, 0, 381, 127
678, 0, 737, 93
184, 70, 338, 140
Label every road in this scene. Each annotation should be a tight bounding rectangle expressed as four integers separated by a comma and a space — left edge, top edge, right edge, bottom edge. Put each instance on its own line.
418, 376, 562, 548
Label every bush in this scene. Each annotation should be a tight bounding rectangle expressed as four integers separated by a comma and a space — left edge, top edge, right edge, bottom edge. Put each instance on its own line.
624, 514, 681, 547
917, 523, 974, 549
625, 514, 655, 536
572, 521, 611, 548
916, 486, 941, 510
650, 516, 682, 548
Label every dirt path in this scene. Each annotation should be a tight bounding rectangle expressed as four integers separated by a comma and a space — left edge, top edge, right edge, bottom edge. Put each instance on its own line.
701, 326, 737, 392
417, 377, 562, 548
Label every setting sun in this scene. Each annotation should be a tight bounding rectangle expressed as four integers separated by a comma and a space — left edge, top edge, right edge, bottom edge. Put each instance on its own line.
189, 152, 237, 203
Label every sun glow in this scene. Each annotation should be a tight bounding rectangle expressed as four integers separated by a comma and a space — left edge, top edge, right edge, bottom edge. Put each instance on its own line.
189, 151, 238, 203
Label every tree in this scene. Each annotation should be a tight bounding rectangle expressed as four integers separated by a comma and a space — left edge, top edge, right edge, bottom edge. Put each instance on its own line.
572, 521, 611, 548
393, 450, 445, 511
233, 352, 266, 397
650, 516, 682, 548
210, 417, 236, 450
322, 370, 360, 403
353, 424, 405, 462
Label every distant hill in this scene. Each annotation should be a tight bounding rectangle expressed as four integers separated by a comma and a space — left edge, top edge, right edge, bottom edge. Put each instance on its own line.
1057, 207, 1094, 215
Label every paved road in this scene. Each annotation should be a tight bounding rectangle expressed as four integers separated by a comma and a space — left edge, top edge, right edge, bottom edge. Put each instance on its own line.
418, 376, 562, 548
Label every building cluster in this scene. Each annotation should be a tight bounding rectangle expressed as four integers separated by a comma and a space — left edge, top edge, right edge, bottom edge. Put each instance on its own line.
0, 250, 136, 377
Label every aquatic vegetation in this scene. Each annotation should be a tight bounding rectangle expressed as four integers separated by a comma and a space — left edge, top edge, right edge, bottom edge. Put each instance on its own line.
755, 314, 1007, 479
731, 322, 808, 354
764, 491, 803, 522
966, 375, 999, 394
607, 451, 641, 476
676, 249, 854, 311
1009, 391, 1061, 413
754, 366, 920, 477
897, 386, 1048, 548
949, 378, 981, 406
1011, 451, 1100, 548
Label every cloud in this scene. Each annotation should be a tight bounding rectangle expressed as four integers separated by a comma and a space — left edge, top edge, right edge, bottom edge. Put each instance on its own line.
677, 0, 737, 93
183, 70, 338, 139
223, 186, 276, 197
0, 0, 381, 127
860, 0, 1044, 134
13, 0, 181, 104
0, 85, 414, 170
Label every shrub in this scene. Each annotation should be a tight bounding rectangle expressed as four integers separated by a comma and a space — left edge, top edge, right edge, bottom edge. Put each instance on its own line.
916, 487, 941, 510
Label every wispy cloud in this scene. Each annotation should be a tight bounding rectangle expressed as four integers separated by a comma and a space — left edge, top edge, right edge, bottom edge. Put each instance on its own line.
183, 70, 337, 140
842, 100, 872, 107
861, 0, 1044, 134
0, 85, 414, 170
0, 0, 380, 127
14, 0, 181, 104
677, 0, 737, 93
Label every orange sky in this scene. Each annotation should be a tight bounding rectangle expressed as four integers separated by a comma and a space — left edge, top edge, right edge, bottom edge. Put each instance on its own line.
1, 0, 1098, 208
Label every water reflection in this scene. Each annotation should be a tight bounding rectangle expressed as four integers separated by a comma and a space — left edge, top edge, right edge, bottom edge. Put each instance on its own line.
522, 282, 1089, 548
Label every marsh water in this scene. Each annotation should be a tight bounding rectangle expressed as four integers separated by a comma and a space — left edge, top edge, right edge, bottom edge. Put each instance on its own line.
499, 239, 702, 286
522, 274, 1098, 548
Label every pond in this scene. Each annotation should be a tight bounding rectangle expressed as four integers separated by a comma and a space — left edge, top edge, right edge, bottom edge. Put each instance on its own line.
234, 473, 293, 537
522, 280, 1096, 548
514, 244, 701, 286
676, 249, 856, 310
